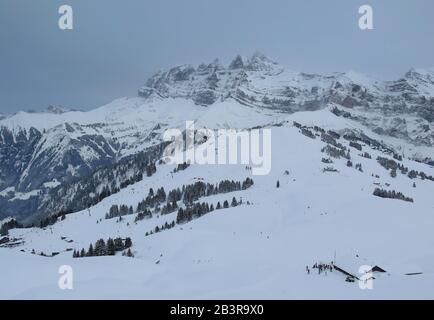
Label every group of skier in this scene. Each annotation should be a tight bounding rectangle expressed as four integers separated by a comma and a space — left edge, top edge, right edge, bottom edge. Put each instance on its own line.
306, 262, 334, 275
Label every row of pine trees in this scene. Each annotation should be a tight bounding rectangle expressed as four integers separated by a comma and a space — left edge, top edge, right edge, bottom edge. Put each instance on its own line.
73, 236, 133, 258
105, 178, 254, 221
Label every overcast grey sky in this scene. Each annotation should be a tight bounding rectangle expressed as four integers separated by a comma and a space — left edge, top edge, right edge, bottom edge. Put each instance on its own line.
0, 0, 433, 113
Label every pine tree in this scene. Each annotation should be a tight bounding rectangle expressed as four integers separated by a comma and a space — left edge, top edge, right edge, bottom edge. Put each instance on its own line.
107, 238, 115, 255
114, 237, 124, 251
94, 239, 107, 256
276, 180, 280, 188
223, 200, 229, 208
231, 197, 238, 207
80, 248, 86, 257
87, 244, 94, 256
125, 237, 132, 249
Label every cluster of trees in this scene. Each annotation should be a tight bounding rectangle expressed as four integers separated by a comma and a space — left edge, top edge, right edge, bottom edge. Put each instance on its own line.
301, 128, 316, 139
106, 186, 168, 220
145, 220, 176, 236
167, 188, 183, 203
137, 187, 167, 212
166, 178, 252, 207
373, 188, 414, 203
321, 145, 350, 160
161, 201, 179, 215
134, 209, 152, 222
176, 202, 214, 224
408, 169, 434, 182
343, 131, 393, 154
174, 162, 190, 172
322, 158, 334, 164
180, 182, 209, 204
377, 156, 434, 182
100, 162, 157, 197
39, 210, 70, 228
108, 178, 254, 224
0, 219, 23, 236
418, 171, 434, 182
327, 130, 341, 140
296, 123, 339, 143
242, 178, 254, 190
360, 152, 372, 159
321, 132, 345, 150
145, 162, 157, 177
293, 121, 302, 129
105, 204, 134, 220
416, 157, 434, 166
312, 125, 325, 134
73, 236, 133, 258
176, 197, 241, 224
323, 167, 339, 173
346, 160, 363, 172
377, 156, 403, 172
349, 161, 366, 171
393, 153, 403, 161
349, 141, 363, 151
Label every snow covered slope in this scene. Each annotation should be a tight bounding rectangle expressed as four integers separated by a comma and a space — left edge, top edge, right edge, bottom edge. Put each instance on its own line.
1, 110, 434, 299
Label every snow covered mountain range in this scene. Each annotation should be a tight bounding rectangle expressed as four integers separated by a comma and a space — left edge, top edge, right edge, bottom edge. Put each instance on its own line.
1, 53, 433, 221
1, 54, 434, 298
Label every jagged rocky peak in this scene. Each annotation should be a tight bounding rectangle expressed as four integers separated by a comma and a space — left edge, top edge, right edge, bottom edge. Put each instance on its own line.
245, 52, 279, 71
138, 52, 281, 102
385, 68, 434, 98
197, 58, 224, 74
228, 52, 278, 71
405, 67, 434, 80
167, 64, 196, 82
144, 52, 278, 86
228, 54, 247, 69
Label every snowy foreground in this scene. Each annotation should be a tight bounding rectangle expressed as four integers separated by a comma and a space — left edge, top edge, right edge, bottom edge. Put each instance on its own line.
1, 110, 434, 299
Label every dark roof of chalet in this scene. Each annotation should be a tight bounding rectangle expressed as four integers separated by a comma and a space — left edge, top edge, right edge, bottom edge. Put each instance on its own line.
371, 265, 387, 273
